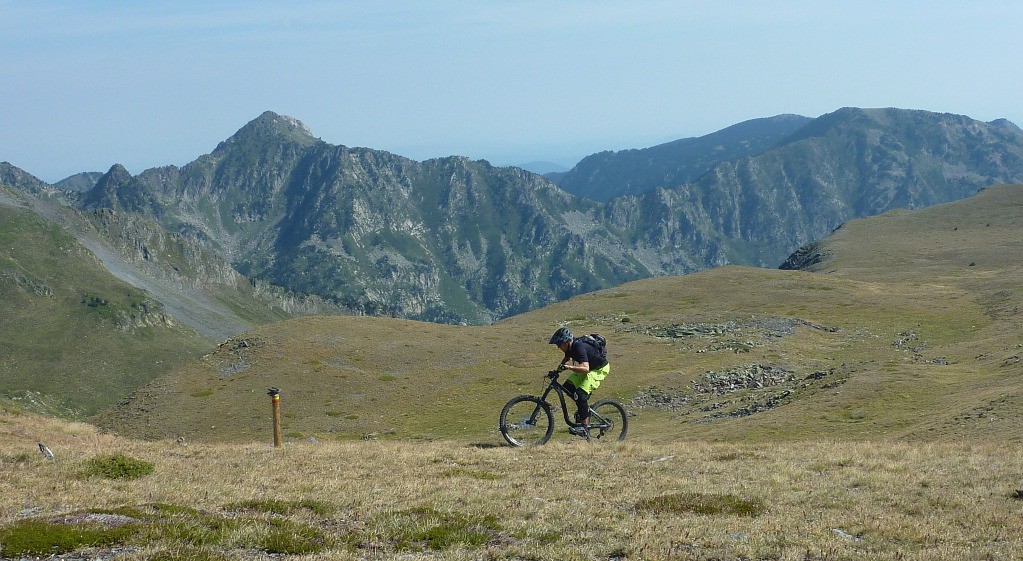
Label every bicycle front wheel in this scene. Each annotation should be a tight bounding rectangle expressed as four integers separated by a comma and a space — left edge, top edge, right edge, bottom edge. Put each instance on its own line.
589, 399, 628, 442
500, 396, 554, 447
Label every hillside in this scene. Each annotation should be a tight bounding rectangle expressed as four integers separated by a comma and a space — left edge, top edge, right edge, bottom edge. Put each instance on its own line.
93, 185, 1023, 444
0, 189, 209, 417
0, 184, 348, 418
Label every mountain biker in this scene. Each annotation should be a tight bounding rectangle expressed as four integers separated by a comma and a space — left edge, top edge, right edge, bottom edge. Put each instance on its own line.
549, 327, 610, 437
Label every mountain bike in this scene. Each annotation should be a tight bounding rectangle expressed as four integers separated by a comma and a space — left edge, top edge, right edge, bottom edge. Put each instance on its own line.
499, 367, 628, 446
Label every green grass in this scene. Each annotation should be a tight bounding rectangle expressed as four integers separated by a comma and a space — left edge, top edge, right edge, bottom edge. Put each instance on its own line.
82, 454, 155, 480
0, 502, 333, 558
0, 205, 211, 418
257, 518, 332, 555
375, 507, 503, 551
0, 518, 139, 557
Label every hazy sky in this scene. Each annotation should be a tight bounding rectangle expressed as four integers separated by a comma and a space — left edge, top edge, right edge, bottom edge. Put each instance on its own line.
4, 1, 1022, 183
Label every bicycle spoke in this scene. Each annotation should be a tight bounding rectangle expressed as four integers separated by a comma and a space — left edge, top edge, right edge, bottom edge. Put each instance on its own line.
500, 396, 553, 446
588, 400, 628, 443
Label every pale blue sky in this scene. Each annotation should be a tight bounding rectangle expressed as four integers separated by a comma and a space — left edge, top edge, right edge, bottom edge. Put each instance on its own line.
3, 1, 1022, 183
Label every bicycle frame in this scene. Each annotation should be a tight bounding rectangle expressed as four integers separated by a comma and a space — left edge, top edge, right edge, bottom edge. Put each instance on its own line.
538, 371, 613, 430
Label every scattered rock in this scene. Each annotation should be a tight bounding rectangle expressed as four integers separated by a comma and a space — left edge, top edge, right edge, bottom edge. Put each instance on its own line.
692, 365, 795, 395
49, 512, 140, 528
38, 442, 55, 461
832, 528, 861, 542
639, 456, 675, 465
632, 365, 851, 422
18, 506, 43, 517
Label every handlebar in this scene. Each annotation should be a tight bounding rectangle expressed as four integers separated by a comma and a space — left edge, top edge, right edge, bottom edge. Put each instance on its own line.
547, 364, 567, 379
547, 370, 560, 379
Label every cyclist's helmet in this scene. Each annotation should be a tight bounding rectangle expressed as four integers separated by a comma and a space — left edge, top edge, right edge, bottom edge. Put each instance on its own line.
549, 327, 573, 345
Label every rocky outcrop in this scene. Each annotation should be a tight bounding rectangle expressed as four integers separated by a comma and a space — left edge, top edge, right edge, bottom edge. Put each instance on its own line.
779, 240, 832, 271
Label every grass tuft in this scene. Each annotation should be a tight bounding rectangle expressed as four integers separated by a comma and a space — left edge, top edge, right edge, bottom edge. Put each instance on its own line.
224, 498, 333, 516
636, 491, 766, 517
146, 547, 232, 561
258, 518, 331, 555
440, 467, 502, 480
378, 506, 502, 551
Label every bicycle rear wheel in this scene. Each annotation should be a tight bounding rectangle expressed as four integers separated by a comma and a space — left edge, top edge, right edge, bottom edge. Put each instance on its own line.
500, 396, 553, 447
589, 399, 628, 442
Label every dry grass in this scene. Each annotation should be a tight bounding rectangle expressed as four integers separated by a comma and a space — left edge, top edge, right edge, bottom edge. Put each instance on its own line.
4, 409, 1023, 560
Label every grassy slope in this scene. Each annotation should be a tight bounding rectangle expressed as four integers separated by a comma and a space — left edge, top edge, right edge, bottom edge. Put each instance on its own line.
0, 184, 346, 418
0, 204, 211, 417
3, 410, 1023, 560
92, 185, 1023, 445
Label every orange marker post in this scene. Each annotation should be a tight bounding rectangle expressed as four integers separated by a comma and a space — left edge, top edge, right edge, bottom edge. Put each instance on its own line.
268, 387, 283, 448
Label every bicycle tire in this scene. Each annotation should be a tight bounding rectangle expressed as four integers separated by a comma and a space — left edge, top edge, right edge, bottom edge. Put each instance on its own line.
589, 399, 628, 442
500, 395, 554, 447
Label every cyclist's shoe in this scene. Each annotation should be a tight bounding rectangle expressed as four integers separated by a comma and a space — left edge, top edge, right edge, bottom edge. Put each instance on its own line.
569, 425, 589, 437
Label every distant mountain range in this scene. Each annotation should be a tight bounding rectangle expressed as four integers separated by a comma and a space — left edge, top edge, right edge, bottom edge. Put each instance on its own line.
545, 114, 814, 201
4, 107, 1023, 328
515, 161, 570, 175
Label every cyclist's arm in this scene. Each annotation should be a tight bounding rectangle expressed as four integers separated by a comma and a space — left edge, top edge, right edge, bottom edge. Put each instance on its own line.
563, 360, 590, 373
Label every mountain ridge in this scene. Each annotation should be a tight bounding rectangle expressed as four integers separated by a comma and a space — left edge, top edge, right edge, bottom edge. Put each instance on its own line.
547, 114, 814, 201
6, 107, 1023, 327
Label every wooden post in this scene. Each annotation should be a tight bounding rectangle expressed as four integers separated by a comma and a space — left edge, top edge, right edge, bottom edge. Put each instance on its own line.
268, 387, 283, 447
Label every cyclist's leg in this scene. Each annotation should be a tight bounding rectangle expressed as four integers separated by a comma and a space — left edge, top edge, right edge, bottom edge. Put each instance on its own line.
563, 379, 589, 425
575, 365, 608, 428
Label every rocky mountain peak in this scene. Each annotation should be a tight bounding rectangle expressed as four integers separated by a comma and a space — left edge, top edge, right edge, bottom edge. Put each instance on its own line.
100, 163, 133, 183
989, 118, 1023, 134
0, 162, 50, 193
82, 163, 155, 213
90, 164, 134, 193
217, 111, 319, 152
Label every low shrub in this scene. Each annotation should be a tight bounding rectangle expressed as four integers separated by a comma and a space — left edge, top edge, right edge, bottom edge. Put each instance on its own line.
82, 454, 155, 480
0, 518, 137, 557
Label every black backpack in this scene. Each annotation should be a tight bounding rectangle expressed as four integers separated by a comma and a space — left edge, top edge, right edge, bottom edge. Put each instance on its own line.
578, 333, 607, 357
